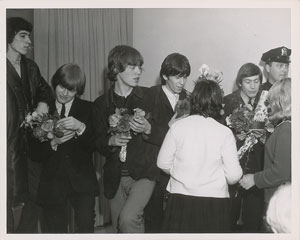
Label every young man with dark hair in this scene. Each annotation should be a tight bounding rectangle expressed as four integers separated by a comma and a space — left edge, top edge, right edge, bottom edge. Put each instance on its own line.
6, 17, 53, 233
30, 63, 99, 233
223, 63, 265, 232
144, 53, 191, 232
93, 45, 155, 233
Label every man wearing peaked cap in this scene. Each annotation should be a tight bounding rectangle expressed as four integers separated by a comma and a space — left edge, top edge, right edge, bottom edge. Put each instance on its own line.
260, 46, 291, 91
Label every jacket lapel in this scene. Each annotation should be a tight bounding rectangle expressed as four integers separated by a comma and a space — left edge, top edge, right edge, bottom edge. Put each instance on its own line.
159, 87, 174, 113
7, 59, 22, 83
68, 97, 79, 117
49, 98, 79, 117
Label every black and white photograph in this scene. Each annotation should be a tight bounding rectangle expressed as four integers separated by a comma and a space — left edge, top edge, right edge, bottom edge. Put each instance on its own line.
1, 1, 299, 240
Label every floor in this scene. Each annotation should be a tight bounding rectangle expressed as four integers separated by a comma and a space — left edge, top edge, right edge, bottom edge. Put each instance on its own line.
13, 205, 115, 233
94, 223, 114, 233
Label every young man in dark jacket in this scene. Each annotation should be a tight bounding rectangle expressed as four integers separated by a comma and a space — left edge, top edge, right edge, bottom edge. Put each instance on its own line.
6, 17, 53, 233
223, 63, 265, 232
93, 45, 155, 233
29, 63, 99, 233
144, 53, 191, 232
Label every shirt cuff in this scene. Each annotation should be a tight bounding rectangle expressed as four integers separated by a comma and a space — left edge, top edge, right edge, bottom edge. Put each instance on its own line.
76, 122, 86, 136
50, 140, 58, 151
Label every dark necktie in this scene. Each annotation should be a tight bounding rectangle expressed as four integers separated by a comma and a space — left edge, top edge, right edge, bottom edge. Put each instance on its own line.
60, 103, 66, 118
248, 98, 253, 110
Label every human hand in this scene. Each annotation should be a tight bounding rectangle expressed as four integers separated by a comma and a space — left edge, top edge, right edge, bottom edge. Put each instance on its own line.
36, 102, 49, 116
168, 112, 189, 127
236, 131, 247, 141
108, 134, 132, 147
51, 129, 76, 145
129, 117, 151, 134
249, 129, 265, 138
239, 174, 255, 190
57, 117, 84, 131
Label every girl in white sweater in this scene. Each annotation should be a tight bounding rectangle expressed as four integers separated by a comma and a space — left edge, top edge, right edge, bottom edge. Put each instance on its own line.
157, 79, 242, 233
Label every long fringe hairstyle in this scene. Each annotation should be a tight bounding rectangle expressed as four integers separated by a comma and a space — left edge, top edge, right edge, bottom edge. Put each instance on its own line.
267, 77, 291, 124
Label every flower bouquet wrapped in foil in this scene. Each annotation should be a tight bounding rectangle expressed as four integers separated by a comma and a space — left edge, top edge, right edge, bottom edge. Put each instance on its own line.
226, 90, 274, 159
108, 108, 146, 162
174, 91, 191, 118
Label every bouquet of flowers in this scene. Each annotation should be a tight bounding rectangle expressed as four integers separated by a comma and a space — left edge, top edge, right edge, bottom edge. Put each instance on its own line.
108, 108, 146, 162
226, 105, 255, 133
174, 91, 191, 118
21, 111, 64, 142
197, 64, 224, 98
198, 64, 224, 84
226, 90, 274, 159
197, 64, 225, 116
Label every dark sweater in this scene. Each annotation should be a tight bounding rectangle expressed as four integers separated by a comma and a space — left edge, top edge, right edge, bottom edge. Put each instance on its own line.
254, 121, 291, 203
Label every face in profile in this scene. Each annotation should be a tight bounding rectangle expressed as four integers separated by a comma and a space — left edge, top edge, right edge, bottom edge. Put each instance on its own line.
240, 75, 260, 99
164, 75, 187, 94
55, 84, 77, 104
9, 30, 31, 55
117, 65, 142, 88
266, 62, 289, 84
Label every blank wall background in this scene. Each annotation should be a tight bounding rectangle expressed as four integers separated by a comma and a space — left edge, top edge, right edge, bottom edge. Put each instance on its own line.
133, 8, 291, 94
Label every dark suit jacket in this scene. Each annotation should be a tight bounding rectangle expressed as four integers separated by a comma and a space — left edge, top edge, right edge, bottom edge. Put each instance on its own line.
30, 97, 99, 205
144, 85, 189, 183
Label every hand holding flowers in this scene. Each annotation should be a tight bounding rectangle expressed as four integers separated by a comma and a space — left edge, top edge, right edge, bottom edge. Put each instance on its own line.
50, 129, 76, 149
235, 131, 247, 141
226, 90, 274, 159
129, 109, 151, 134
239, 174, 255, 190
108, 108, 149, 162
49, 117, 85, 150
108, 134, 132, 147
57, 116, 85, 133
35, 102, 49, 116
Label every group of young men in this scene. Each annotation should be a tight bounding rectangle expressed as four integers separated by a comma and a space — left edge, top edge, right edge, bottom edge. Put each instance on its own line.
7, 16, 291, 233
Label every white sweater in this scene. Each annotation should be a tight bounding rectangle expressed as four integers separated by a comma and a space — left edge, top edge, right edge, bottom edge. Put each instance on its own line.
157, 115, 242, 198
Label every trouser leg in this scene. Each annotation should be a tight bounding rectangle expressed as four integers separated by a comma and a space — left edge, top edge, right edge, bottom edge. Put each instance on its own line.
242, 187, 264, 232
70, 194, 96, 233
229, 193, 242, 231
43, 204, 68, 233
109, 181, 127, 233
7, 202, 14, 233
118, 177, 155, 233
15, 159, 42, 233
15, 199, 42, 233
144, 182, 164, 232
144, 172, 168, 233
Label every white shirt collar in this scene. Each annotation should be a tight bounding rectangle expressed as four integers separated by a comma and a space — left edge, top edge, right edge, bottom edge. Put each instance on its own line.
55, 98, 75, 117
162, 85, 179, 110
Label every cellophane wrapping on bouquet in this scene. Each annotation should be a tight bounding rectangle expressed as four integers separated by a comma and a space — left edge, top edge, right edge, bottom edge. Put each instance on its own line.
226, 90, 274, 159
